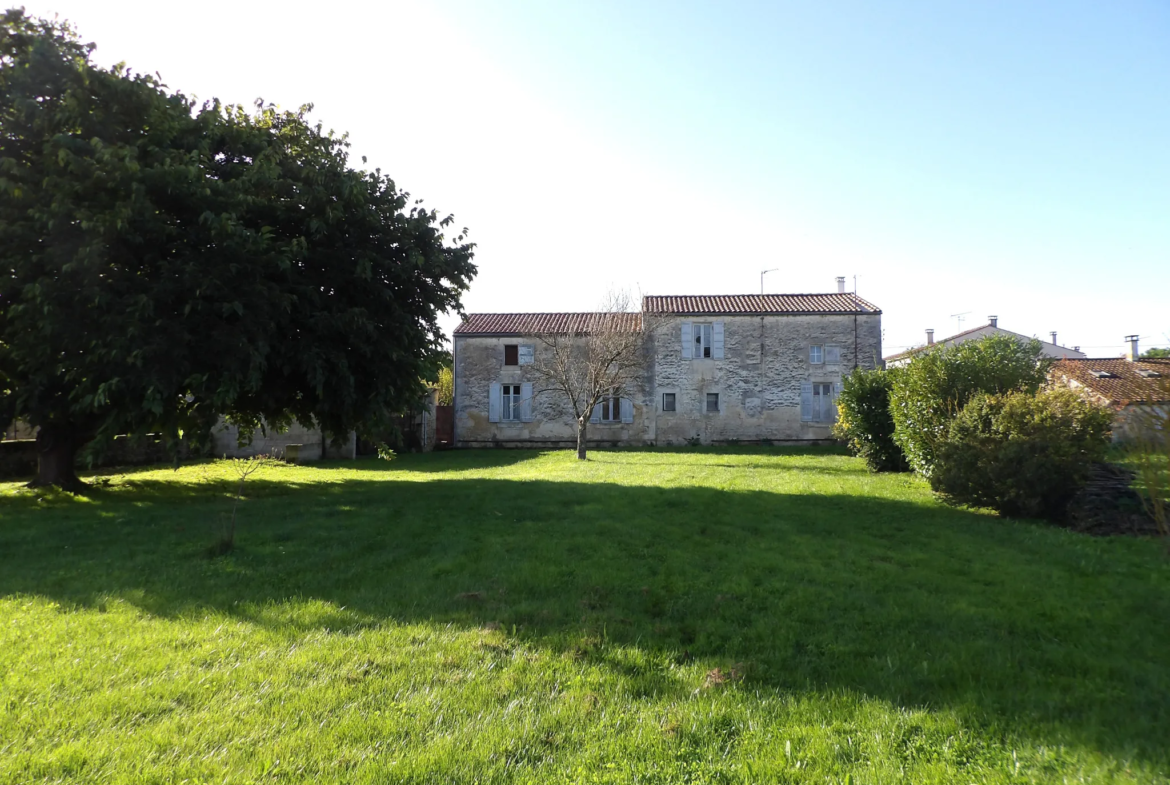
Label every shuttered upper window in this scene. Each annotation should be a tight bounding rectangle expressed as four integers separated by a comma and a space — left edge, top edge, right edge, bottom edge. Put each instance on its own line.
809, 345, 824, 364
681, 322, 724, 360
504, 345, 518, 365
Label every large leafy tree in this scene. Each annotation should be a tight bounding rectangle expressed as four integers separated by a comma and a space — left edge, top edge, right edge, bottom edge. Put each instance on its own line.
0, 10, 475, 489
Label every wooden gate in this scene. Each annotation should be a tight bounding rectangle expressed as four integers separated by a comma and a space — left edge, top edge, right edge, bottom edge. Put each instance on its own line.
435, 405, 454, 449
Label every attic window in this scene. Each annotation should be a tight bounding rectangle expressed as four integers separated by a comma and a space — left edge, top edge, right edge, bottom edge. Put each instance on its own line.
1137, 369, 1161, 379
1090, 370, 1118, 379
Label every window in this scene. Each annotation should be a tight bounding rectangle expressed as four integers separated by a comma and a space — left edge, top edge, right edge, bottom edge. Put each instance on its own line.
599, 392, 620, 423
662, 393, 676, 412
501, 384, 522, 421
809, 345, 824, 364
706, 393, 720, 413
694, 323, 714, 358
812, 383, 835, 422
825, 345, 841, 364
504, 345, 518, 365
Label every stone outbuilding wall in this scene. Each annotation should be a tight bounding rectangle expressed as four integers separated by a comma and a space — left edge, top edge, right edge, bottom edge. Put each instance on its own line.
211, 419, 357, 461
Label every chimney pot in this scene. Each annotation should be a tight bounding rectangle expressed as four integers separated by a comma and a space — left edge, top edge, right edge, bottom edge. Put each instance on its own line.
989, 315, 998, 328
1050, 331, 1057, 345
926, 329, 935, 346
1125, 334, 1139, 361
836, 276, 846, 294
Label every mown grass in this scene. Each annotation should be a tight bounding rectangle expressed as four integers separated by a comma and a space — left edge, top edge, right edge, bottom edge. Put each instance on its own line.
1, 448, 1168, 784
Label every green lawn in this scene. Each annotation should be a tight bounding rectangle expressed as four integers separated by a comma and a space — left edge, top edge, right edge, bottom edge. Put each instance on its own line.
1, 448, 1168, 784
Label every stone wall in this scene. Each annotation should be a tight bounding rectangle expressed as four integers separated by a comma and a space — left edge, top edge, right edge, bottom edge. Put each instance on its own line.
453, 336, 650, 447
211, 419, 356, 461
648, 314, 882, 444
453, 312, 881, 447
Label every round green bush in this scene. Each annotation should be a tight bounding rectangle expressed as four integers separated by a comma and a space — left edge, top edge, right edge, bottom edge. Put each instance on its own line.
929, 389, 1113, 520
833, 367, 909, 472
890, 334, 1050, 477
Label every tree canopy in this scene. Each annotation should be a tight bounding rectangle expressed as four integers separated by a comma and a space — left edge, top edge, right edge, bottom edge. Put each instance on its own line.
0, 10, 476, 488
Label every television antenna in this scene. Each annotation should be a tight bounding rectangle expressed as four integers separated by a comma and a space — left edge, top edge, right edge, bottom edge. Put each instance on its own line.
950, 311, 971, 332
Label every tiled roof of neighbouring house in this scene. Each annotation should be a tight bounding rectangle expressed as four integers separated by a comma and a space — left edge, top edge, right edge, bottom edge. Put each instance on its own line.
1050, 358, 1170, 405
453, 312, 643, 336
642, 293, 880, 315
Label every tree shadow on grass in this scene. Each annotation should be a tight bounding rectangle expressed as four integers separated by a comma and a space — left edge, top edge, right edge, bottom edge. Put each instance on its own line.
1, 472, 1168, 771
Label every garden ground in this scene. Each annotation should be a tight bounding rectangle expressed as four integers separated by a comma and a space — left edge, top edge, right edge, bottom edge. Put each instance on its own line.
1, 448, 1168, 784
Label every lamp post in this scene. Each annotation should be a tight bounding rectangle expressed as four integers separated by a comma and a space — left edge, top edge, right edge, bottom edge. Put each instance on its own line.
760, 268, 778, 294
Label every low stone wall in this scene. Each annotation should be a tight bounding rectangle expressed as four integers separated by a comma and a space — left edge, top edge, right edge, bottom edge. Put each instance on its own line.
210, 419, 356, 461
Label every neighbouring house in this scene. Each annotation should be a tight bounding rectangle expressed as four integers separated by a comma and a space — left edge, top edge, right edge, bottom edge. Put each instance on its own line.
451, 280, 882, 447
884, 316, 1086, 367
1049, 336, 1170, 443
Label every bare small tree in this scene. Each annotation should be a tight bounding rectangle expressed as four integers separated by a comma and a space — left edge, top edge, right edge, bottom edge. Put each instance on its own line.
528, 291, 650, 460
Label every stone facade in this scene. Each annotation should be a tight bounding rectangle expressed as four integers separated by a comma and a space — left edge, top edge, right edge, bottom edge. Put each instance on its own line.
453, 295, 882, 447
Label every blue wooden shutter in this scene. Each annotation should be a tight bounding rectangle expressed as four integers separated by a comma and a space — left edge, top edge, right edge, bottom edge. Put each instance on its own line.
830, 382, 841, 422
681, 322, 693, 359
489, 383, 502, 423
826, 345, 841, 364
590, 402, 602, 424
520, 382, 534, 422
518, 345, 534, 365
620, 398, 634, 424
800, 382, 813, 422
712, 321, 725, 359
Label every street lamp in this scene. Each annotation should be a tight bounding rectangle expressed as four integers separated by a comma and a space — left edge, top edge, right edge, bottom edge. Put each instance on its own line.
760, 268, 778, 294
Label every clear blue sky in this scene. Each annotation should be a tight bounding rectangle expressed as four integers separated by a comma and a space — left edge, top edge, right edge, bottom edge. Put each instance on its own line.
27, 0, 1170, 355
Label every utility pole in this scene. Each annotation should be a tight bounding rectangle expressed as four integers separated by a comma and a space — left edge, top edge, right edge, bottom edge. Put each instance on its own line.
760, 268, 778, 294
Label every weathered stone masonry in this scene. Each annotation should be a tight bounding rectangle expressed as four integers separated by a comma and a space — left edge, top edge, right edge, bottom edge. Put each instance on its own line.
453, 293, 882, 447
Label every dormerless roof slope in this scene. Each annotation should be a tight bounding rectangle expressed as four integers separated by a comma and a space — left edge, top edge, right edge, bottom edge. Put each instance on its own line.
454, 293, 881, 336
453, 312, 643, 336
1050, 358, 1170, 405
643, 293, 880, 315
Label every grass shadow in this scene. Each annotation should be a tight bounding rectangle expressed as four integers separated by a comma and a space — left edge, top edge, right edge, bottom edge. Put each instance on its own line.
1, 464, 1168, 772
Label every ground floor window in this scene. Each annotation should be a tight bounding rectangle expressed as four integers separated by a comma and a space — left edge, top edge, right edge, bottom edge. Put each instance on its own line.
599, 393, 620, 423
812, 382, 835, 422
502, 384, 522, 421
706, 393, 720, 413
662, 393, 676, 412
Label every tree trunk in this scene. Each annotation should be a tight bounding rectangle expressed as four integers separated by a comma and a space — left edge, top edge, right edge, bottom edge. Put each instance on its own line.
29, 427, 85, 492
577, 417, 588, 460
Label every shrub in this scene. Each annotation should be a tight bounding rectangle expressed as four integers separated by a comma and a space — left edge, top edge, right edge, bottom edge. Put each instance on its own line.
833, 367, 909, 472
930, 389, 1113, 520
890, 335, 1050, 476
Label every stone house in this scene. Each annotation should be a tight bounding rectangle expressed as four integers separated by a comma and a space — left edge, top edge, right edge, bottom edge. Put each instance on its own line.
1049, 336, 1169, 443
452, 286, 882, 447
885, 316, 1086, 367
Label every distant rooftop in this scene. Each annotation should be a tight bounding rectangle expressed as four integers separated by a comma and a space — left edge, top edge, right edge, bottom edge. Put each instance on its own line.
1051, 358, 1170, 405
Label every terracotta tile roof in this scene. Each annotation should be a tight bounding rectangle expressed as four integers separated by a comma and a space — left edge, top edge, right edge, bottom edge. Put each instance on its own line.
642, 293, 880, 315
453, 312, 643, 336
1050, 358, 1170, 406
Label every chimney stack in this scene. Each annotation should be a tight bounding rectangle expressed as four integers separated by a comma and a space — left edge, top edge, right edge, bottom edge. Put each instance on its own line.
836, 276, 846, 294
926, 329, 935, 345
1050, 331, 1058, 345
1125, 335, 1139, 361
989, 315, 998, 328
